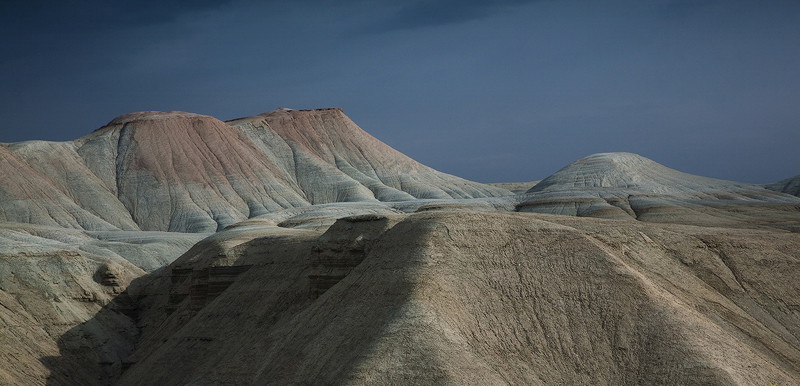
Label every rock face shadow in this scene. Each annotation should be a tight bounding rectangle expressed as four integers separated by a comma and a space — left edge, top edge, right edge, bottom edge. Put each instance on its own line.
37, 211, 800, 385
41, 288, 139, 386
109, 214, 422, 385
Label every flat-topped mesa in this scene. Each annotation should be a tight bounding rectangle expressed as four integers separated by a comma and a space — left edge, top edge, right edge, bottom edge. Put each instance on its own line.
86, 110, 313, 232
88, 111, 220, 138
227, 107, 510, 203
225, 107, 344, 123
105, 111, 209, 126
262, 106, 344, 116
0, 107, 509, 233
229, 107, 401, 162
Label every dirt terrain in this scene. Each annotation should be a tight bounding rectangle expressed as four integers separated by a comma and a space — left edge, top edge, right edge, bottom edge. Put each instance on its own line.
108, 210, 800, 385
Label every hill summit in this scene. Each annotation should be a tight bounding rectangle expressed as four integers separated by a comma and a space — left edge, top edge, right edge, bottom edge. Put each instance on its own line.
529, 152, 753, 194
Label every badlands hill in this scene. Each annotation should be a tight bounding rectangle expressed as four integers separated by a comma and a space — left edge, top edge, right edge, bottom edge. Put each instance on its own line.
767, 174, 800, 197
1, 108, 799, 385
518, 152, 800, 230
115, 211, 800, 385
0, 108, 508, 233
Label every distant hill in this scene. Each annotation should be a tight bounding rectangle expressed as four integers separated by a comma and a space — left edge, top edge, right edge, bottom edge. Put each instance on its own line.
518, 152, 800, 229
0, 108, 509, 233
766, 174, 800, 197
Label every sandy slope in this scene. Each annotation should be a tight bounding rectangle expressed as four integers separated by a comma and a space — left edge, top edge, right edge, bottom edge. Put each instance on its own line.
105, 211, 800, 385
518, 153, 800, 230
0, 223, 205, 385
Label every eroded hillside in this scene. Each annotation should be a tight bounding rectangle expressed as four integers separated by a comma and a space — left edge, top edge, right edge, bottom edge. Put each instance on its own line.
100, 211, 800, 385
0, 108, 509, 233
1, 108, 800, 385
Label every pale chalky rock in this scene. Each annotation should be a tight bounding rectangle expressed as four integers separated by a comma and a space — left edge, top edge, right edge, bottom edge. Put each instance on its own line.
0, 108, 510, 233
518, 152, 800, 229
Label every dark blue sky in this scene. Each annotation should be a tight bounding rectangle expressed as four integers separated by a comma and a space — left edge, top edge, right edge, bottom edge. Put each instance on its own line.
1, 0, 798, 184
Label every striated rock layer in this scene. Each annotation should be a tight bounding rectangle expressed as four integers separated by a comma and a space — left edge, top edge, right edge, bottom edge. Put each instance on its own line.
0, 222, 205, 385
0, 108, 510, 233
68, 211, 800, 385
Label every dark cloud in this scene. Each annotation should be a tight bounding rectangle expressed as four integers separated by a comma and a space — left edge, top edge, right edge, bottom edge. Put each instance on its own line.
655, 0, 720, 19
0, 0, 234, 32
0, 0, 798, 185
359, 0, 542, 33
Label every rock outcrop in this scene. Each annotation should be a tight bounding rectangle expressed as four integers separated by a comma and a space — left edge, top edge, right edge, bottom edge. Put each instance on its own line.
0, 223, 205, 385
309, 214, 402, 298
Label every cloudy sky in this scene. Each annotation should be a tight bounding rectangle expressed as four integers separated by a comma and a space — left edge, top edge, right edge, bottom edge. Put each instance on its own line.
1, 0, 798, 184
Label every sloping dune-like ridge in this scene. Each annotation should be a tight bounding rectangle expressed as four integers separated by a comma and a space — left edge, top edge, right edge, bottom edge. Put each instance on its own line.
528, 152, 755, 195
519, 152, 800, 229
106, 211, 800, 385
229, 108, 507, 203
94, 111, 309, 232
